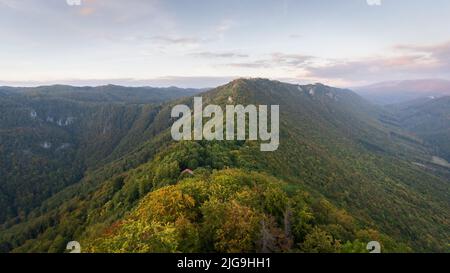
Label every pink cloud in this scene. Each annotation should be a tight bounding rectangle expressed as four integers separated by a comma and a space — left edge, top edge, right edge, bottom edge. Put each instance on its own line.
79, 7, 95, 16
303, 40, 450, 84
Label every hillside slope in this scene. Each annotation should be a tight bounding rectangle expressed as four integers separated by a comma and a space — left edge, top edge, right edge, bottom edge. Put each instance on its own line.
0, 79, 448, 253
389, 96, 450, 163
0, 86, 199, 223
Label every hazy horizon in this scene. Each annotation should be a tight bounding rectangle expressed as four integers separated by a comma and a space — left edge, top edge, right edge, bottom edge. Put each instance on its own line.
2, 77, 450, 90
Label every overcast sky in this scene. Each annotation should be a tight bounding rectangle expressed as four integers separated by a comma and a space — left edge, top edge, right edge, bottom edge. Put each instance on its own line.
1, 0, 450, 88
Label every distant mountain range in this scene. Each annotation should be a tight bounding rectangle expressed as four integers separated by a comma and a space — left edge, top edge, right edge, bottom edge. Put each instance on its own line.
0, 85, 203, 104
0, 79, 449, 253
354, 79, 450, 105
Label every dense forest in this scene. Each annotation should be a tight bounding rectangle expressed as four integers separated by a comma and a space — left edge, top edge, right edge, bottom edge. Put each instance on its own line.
0, 85, 200, 222
0, 79, 448, 253
388, 96, 450, 163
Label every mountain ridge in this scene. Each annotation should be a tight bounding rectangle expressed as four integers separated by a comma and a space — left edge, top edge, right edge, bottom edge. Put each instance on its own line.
354, 79, 450, 105
0, 78, 449, 253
